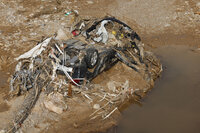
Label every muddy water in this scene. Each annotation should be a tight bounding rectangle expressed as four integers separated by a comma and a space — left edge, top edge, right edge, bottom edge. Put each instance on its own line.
107, 45, 200, 133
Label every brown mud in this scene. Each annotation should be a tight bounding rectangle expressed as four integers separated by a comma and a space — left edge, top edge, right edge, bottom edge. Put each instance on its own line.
0, 102, 10, 113
0, 0, 200, 132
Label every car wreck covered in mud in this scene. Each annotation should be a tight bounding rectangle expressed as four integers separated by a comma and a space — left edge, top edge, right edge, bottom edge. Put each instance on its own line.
3, 16, 162, 133
53, 18, 144, 82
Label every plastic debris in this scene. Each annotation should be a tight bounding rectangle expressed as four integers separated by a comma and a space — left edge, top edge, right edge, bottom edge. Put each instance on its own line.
72, 30, 79, 36
112, 30, 116, 35
94, 20, 109, 43
65, 11, 72, 16
15, 37, 52, 61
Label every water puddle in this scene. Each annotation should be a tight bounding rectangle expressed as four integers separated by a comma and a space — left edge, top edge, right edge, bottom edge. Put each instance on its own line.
107, 45, 200, 133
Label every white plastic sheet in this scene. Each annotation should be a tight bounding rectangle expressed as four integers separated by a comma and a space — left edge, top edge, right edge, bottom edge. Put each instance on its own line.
15, 37, 52, 60
94, 20, 109, 43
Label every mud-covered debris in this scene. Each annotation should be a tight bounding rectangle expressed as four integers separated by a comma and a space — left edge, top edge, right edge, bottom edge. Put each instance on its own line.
55, 29, 69, 41
103, 107, 118, 120
43, 92, 66, 114
5, 15, 162, 133
93, 104, 100, 110
107, 81, 117, 92
44, 101, 63, 114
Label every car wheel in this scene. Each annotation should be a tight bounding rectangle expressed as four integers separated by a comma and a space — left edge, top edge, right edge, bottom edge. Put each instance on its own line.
85, 48, 99, 69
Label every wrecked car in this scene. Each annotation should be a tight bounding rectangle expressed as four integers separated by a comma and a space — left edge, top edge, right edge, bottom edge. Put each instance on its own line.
59, 17, 145, 84
5, 16, 162, 133
12, 17, 145, 89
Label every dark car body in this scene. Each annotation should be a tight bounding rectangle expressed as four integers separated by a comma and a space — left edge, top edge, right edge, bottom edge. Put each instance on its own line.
57, 39, 117, 81
56, 17, 143, 83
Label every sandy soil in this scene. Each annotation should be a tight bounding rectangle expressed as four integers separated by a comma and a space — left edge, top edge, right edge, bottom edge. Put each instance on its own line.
0, 0, 199, 133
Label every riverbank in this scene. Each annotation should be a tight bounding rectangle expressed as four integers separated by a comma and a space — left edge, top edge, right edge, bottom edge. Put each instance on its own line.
0, 0, 199, 133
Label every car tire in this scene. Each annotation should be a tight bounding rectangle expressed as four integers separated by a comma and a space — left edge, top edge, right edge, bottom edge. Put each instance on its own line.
85, 48, 99, 69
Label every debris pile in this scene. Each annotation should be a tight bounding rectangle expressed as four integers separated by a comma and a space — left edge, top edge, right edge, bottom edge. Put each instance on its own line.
4, 16, 162, 132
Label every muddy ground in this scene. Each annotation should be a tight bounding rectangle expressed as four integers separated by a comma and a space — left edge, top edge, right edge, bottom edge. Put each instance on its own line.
0, 0, 200, 133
